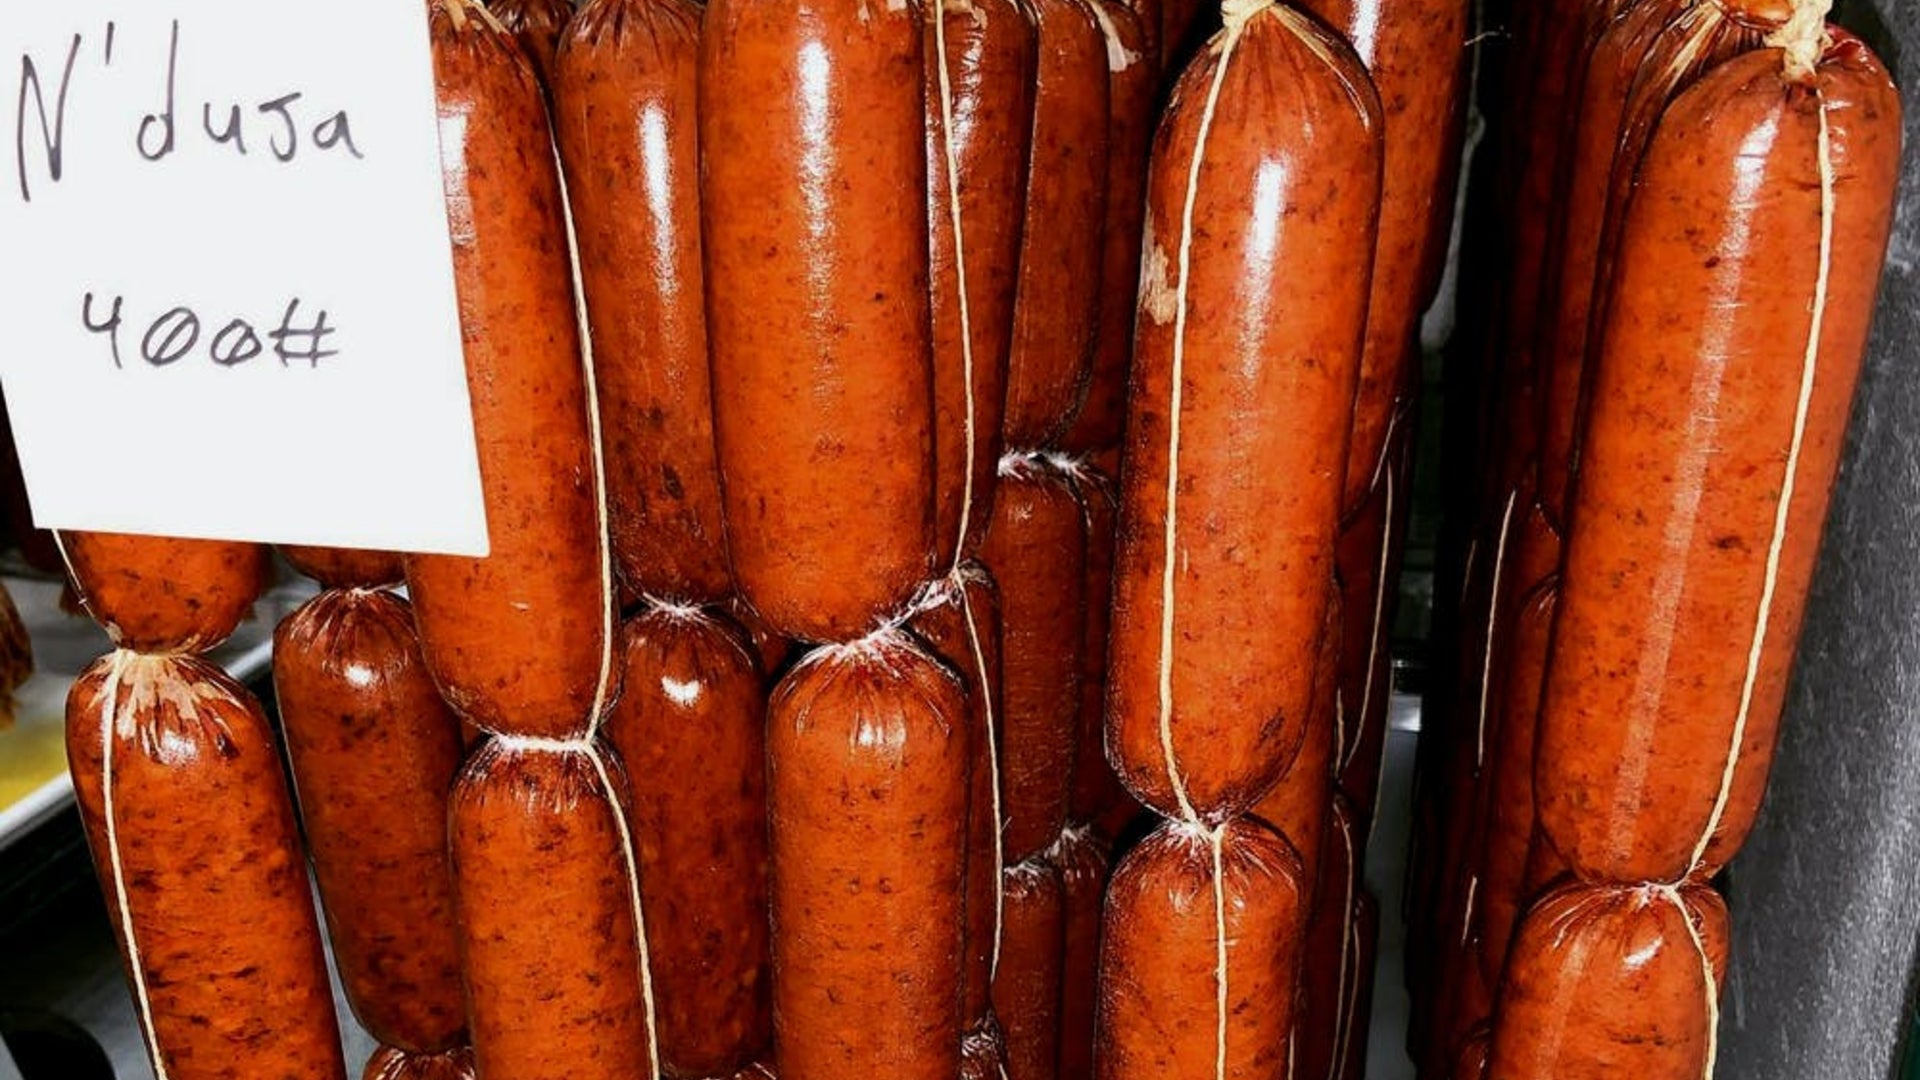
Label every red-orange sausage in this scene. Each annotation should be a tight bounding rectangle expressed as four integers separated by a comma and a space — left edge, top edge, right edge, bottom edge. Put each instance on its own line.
279, 546, 405, 590
1094, 817, 1307, 1080
994, 855, 1067, 1080
1105, 5, 1380, 823
487, 0, 573, 83
553, 0, 732, 609
59, 533, 268, 653
701, 0, 938, 643
1292, 795, 1360, 1080
605, 605, 771, 1078
1331, 431, 1403, 826
363, 1047, 477, 1080
1062, 463, 1138, 840
767, 634, 970, 1080
1052, 826, 1106, 1080
1252, 584, 1341, 889
449, 741, 656, 1080
982, 456, 1088, 862
67, 654, 346, 1080
408, 0, 610, 739
1486, 882, 1727, 1079
926, 0, 1037, 561
961, 1019, 1011, 1080
1058, 0, 1153, 455
1340, 893, 1378, 1080
273, 590, 467, 1055
1002, 0, 1111, 447
1533, 30, 1901, 884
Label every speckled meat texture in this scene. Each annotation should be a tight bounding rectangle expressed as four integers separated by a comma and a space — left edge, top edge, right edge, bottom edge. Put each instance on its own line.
65, 654, 345, 1080
1052, 826, 1107, 1080
1002, 0, 1109, 447
449, 740, 656, 1080
1487, 883, 1728, 1080
486, 0, 573, 83
1296, 0, 1468, 513
1104, 3, 1380, 824
59, 533, 267, 653
1533, 32, 1901, 885
1251, 587, 1340, 895
994, 855, 1066, 1080
700, 0, 938, 645
1057, 0, 1152, 455
1293, 795, 1361, 1080
406, 2, 611, 740
925, 0, 1035, 562
362, 1047, 477, 1080
553, 0, 732, 610
765, 635, 969, 1080
604, 605, 771, 1078
904, 568, 1006, 1027
273, 590, 467, 1054
981, 457, 1087, 862
1093, 818, 1306, 1080
278, 546, 406, 591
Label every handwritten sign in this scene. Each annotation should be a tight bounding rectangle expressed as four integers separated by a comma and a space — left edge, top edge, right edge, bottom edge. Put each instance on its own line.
0, 1, 487, 556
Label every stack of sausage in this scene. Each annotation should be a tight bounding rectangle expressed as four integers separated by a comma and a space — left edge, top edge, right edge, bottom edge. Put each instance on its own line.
1415, 0, 1900, 1075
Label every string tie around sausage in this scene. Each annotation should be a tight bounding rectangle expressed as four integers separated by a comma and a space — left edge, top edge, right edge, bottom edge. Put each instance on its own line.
638, 594, 711, 622
1218, 0, 1269, 31
1767, 0, 1832, 81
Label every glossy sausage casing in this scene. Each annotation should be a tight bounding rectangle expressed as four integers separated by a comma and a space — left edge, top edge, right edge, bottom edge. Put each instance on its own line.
450, 741, 656, 1080
1106, 6, 1380, 822
926, 0, 1037, 561
409, 5, 610, 739
1002, 0, 1111, 446
279, 545, 405, 591
701, 0, 938, 643
982, 456, 1088, 861
1534, 34, 1901, 883
60, 533, 268, 653
1094, 818, 1306, 1080
274, 590, 467, 1054
554, 0, 733, 608
994, 855, 1067, 1080
767, 635, 970, 1080
67, 654, 346, 1080
605, 606, 771, 1077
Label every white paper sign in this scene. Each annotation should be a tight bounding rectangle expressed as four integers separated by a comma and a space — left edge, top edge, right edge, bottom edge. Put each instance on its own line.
0, 0, 488, 556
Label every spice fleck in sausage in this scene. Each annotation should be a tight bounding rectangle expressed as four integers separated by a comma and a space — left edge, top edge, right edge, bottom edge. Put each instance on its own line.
408, 0, 610, 739
67, 653, 346, 1080
1533, 27, 1901, 884
605, 605, 771, 1078
554, 0, 733, 609
701, 0, 938, 643
926, 0, 1037, 561
1094, 817, 1306, 1080
1002, 0, 1111, 447
59, 533, 268, 654
450, 741, 658, 1080
274, 590, 468, 1055
767, 633, 970, 1080
1106, 0, 1380, 823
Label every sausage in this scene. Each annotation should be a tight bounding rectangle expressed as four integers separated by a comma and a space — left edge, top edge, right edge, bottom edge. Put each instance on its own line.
994, 855, 1067, 1080
961, 1017, 1011, 1080
1060, 462, 1133, 836
449, 741, 657, 1080
279, 546, 405, 590
363, 1047, 478, 1080
553, 0, 732, 609
904, 567, 1006, 1030
1486, 882, 1728, 1078
1106, 2, 1380, 823
273, 590, 467, 1055
701, 0, 938, 643
925, 0, 1037, 562
1292, 795, 1359, 1080
1450, 1024, 1489, 1080
1330, 420, 1407, 826
1123, 0, 1165, 74
1339, 892, 1378, 1080
1002, 0, 1111, 447
605, 605, 771, 1078
1156, 0, 1206, 70
1533, 29, 1901, 884
1094, 817, 1306, 1080
58, 533, 268, 653
1058, 0, 1153, 455
1052, 826, 1106, 1080
982, 455, 1088, 861
408, 0, 611, 739
1251, 584, 1341, 889
487, 0, 574, 83
727, 594, 795, 679
1292, 0, 1470, 513
767, 633, 970, 1080
66, 654, 346, 1080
